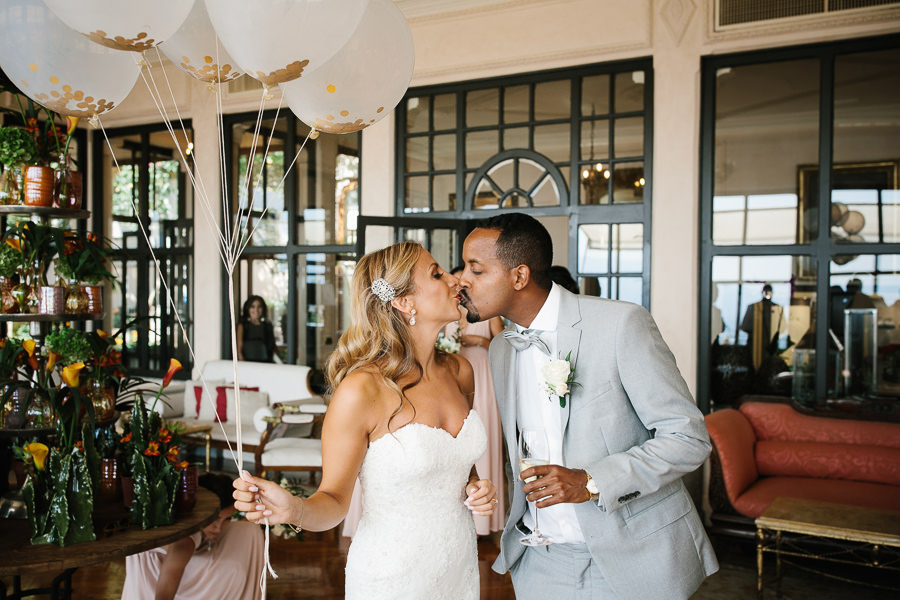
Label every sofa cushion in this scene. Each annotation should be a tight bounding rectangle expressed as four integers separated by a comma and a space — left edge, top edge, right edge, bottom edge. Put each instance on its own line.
183, 379, 225, 420
224, 387, 269, 425
740, 402, 900, 448
200, 360, 315, 405
734, 476, 900, 518
756, 440, 900, 486
705, 408, 759, 501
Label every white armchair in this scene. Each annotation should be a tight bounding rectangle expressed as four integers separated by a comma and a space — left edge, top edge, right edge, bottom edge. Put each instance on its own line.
254, 403, 327, 480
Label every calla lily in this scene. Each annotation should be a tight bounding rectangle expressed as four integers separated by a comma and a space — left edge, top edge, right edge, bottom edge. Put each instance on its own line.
45, 350, 61, 372
5, 238, 20, 252
97, 330, 109, 339
22, 339, 35, 356
161, 358, 182, 388
24, 442, 49, 471
66, 116, 80, 137
62, 362, 85, 387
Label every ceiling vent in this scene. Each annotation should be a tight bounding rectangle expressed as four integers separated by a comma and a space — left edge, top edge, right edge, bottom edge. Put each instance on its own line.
716, 0, 899, 29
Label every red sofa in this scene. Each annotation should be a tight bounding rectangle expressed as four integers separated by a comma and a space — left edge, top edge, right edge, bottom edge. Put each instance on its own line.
706, 401, 900, 534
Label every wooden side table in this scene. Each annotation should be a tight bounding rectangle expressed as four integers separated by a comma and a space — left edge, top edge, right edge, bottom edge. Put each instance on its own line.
755, 497, 900, 599
0, 488, 219, 600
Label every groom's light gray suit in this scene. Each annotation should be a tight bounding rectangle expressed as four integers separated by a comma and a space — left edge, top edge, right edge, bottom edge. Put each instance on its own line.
490, 288, 719, 599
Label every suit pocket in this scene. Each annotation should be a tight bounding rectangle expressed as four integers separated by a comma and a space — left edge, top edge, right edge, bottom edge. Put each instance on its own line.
623, 482, 692, 539
571, 380, 613, 414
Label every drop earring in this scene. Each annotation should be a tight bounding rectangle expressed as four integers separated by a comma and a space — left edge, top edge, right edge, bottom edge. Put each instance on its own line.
410, 308, 417, 326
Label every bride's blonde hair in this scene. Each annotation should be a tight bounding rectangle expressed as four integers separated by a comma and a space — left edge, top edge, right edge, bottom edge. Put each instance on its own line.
326, 241, 446, 429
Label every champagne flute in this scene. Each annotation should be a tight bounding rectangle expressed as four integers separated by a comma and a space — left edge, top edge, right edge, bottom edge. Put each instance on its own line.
518, 428, 552, 546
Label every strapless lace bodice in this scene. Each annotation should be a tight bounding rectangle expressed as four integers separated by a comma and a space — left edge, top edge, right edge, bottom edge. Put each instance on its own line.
344, 410, 487, 600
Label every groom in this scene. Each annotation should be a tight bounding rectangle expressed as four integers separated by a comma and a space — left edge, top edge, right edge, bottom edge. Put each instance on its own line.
457, 213, 718, 600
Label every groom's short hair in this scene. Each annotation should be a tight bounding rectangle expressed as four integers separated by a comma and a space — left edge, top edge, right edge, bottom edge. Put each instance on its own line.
481, 213, 552, 290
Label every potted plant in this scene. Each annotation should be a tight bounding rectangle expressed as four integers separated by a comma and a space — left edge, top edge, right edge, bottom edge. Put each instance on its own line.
0, 242, 21, 312
54, 230, 116, 313
0, 126, 37, 205
5, 221, 59, 313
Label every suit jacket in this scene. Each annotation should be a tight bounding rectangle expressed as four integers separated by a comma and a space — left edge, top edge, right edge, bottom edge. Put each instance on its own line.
490, 289, 719, 599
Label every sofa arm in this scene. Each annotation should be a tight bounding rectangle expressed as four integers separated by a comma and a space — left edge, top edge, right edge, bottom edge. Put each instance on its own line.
705, 409, 759, 506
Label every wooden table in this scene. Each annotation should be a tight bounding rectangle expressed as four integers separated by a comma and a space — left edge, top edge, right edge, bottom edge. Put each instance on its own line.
755, 497, 900, 599
0, 489, 219, 599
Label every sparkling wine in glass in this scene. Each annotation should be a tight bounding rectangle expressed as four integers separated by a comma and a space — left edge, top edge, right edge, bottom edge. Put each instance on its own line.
518, 428, 552, 546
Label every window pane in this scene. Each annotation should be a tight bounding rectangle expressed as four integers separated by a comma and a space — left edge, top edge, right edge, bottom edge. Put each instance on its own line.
533, 123, 569, 163
433, 93, 456, 130
709, 254, 816, 409
503, 85, 529, 124
235, 118, 287, 247
294, 253, 355, 369
406, 96, 430, 133
582, 74, 610, 116
611, 162, 644, 205
714, 60, 819, 244
465, 130, 497, 169
406, 136, 428, 172
534, 79, 570, 121
613, 116, 643, 158
467, 89, 499, 127
404, 176, 429, 213
433, 174, 456, 212
503, 126, 529, 151
434, 133, 457, 171
578, 223, 643, 275
829, 254, 900, 399
580, 118, 609, 162
238, 256, 288, 362
614, 71, 644, 113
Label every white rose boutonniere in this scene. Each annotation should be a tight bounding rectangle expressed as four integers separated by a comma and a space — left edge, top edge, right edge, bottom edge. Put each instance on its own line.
540, 351, 578, 408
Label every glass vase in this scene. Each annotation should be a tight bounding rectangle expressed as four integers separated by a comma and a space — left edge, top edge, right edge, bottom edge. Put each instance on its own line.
0, 275, 18, 313
23, 258, 45, 314
64, 278, 89, 314
0, 166, 23, 205
54, 167, 82, 209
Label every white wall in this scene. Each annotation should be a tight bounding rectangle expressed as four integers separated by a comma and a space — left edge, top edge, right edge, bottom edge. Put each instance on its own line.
94, 1, 900, 392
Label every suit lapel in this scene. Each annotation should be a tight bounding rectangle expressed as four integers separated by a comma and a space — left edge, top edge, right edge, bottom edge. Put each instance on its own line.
495, 324, 520, 468
556, 290, 583, 438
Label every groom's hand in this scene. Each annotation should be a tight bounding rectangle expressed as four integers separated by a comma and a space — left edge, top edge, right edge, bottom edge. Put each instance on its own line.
521, 465, 591, 507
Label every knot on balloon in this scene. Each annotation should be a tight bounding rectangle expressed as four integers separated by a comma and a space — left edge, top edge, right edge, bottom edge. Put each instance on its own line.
262, 85, 274, 101
309, 129, 320, 140
134, 53, 149, 68
88, 115, 101, 129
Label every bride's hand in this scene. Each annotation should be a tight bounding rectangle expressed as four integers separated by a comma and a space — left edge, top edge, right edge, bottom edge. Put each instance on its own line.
465, 479, 498, 516
233, 470, 300, 525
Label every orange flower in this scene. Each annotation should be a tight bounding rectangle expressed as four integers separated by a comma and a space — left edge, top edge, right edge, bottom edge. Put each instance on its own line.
5, 238, 20, 252
161, 358, 182, 388
166, 445, 179, 463
73, 440, 83, 451
24, 442, 48, 471
143, 441, 160, 457
61, 362, 85, 387
45, 350, 60, 372
120, 432, 132, 444
97, 330, 109, 339
158, 428, 173, 444
66, 116, 80, 137
175, 461, 189, 470
22, 339, 35, 356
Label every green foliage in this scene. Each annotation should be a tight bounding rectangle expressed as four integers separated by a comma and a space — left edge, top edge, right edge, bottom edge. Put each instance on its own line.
54, 230, 116, 285
23, 445, 96, 546
0, 127, 38, 167
46, 327, 92, 365
0, 242, 20, 278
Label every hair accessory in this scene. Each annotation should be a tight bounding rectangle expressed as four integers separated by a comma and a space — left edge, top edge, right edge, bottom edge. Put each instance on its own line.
371, 278, 395, 303
409, 308, 417, 326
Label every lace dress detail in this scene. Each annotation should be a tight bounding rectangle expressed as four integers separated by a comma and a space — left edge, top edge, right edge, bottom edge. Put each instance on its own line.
345, 410, 487, 600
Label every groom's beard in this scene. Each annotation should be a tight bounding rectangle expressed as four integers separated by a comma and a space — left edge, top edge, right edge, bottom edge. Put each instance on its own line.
457, 289, 481, 323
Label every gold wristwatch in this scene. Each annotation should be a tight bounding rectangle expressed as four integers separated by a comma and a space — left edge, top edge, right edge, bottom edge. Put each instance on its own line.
584, 471, 600, 502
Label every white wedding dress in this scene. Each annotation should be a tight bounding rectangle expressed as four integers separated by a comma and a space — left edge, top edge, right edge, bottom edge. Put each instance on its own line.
344, 409, 487, 600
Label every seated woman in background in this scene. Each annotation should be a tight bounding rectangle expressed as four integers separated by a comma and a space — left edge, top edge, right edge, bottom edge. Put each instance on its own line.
236, 295, 276, 363
121, 473, 264, 600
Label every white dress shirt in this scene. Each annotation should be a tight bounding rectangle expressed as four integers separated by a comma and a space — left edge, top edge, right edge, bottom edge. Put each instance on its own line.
515, 283, 585, 544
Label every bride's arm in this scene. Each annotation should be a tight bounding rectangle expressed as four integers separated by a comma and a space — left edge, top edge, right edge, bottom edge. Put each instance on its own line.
453, 355, 498, 516
233, 372, 375, 531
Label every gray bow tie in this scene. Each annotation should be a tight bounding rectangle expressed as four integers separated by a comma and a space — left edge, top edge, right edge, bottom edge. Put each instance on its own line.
502, 329, 550, 356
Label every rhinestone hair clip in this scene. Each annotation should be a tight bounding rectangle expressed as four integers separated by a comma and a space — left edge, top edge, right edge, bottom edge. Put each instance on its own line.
371, 278, 396, 303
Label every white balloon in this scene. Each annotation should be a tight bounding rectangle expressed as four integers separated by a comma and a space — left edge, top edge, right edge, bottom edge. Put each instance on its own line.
205, 0, 369, 87
43, 0, 195, 52
159, 0, 243, 84
0, 0, 142, 117
279, 0, 414, 134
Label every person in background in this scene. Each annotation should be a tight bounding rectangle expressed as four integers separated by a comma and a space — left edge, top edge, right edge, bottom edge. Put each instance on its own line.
122, 473, 264, 600
549, 265, 579, 294
444, 265, 506, 535
236, 295, 276, 363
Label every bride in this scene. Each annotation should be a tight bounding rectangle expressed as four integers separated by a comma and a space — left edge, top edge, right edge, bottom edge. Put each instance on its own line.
233, 241, 498, 599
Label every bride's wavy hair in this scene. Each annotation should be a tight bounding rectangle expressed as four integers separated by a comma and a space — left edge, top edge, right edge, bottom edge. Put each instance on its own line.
326, 241, 444, 430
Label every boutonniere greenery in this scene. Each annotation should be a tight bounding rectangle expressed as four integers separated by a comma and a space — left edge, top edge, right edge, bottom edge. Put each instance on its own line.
540, 351, 578, 408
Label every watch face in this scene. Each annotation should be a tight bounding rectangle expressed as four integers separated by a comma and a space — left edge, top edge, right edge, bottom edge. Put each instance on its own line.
586, 477, 599, 494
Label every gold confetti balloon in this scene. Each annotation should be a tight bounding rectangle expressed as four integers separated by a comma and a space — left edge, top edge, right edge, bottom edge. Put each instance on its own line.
0, 0, 142, 117
159, 0, 244, 85
279, 0, 414, 135
43, 0, 195, 53
205, 0, 369, 87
